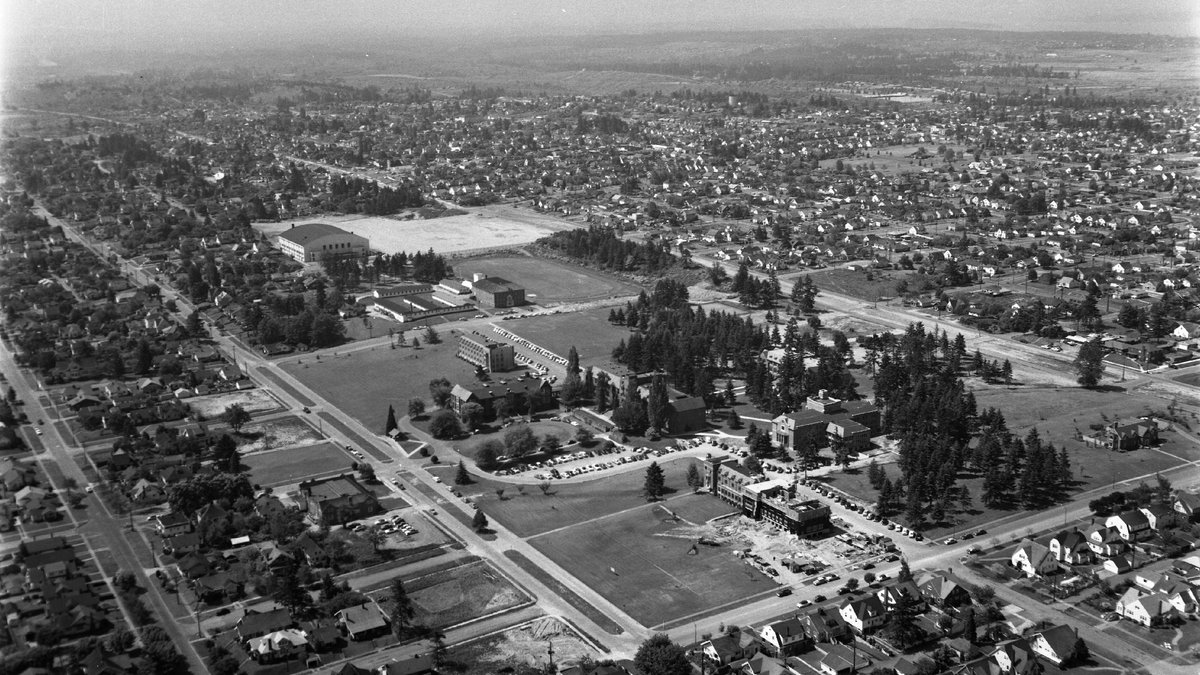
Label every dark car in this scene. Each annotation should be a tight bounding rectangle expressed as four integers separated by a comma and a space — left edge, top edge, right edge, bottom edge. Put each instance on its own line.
776, 587, 792, 597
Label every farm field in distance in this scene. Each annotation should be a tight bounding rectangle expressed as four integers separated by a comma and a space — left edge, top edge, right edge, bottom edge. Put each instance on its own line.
530, 493, 772, 628
253, 207, 582, 255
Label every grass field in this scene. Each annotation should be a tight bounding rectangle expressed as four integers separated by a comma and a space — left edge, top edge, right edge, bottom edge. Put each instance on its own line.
805, 267, 916, 302
530, 493, 771, 627
496, 306, 636, 363
283, 338, 480, 430
254, 208, 581, 255
455, 421, 578, 462
395, 560, 528, 628
475, 457, 704, 538
243, 442, 353, 487
458, 256, 641, 304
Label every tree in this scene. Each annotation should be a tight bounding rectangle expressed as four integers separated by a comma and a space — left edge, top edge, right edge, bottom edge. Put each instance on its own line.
429, 378, 453, 408
213, 434, 240, 472
686, 464, 702, 491
472, 510, 489, 532
898, 557, 913, 582
455, 461, 471, 485
504, 426, 539, 457
476, 440, 502, 471
643, 461, 666, 502
424, 325, 441, 344
428, 410, 462, 439
881, 580, 924, 649
633, 634, 691, 675
135, 340, 153, 375
365, 523, 387, 552
385, 405, 398, 434
1074, 337, 1106, 388
407, 397, 426, 418
727, 407, 743, 430
389, 578, 416, 637
224, 404, 251, 433
273, 561, 312, 616
460, 402, 485, 430
430, 626, 449, 669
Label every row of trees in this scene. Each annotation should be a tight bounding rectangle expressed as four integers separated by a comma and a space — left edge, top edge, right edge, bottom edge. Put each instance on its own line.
536, 226, 676, 273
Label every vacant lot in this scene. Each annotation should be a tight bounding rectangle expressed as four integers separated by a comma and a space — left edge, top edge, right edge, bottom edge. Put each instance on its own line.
477, 457, 704, 538
283, 338, 479, 430
497, 307, 636, 363
397, 560, 528, 628
188, 389, 281, 419
806, 267, 918, 302
243, 442, 353, 487
254, 208, 579, 255
459, 255, 640, 304
450, 617, 598, 673
236, 416, 323, 453
531, 493, 772, 627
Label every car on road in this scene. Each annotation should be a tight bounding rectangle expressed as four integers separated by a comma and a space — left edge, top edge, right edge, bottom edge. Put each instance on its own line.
813, 576, 830, 586
975, 529, 987, 536
776, 587, 792, 597
967, 546, 982, 555
861, 562, 875, 570
943, 537, 957, 545
796, 599, 811, 608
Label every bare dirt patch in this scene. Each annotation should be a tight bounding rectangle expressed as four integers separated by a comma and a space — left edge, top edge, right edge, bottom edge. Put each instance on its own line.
237, 416, 324, 454
188, 389, 281, 419
452, 617, 598, 672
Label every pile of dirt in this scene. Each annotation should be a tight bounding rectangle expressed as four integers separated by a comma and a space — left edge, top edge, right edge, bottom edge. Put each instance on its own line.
480, 618, 596, 667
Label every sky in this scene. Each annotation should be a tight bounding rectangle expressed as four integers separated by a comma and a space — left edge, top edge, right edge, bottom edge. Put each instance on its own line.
2, 0, 1198, 72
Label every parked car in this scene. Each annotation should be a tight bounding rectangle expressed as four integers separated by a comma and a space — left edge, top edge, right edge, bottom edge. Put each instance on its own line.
776, 587, 792, 597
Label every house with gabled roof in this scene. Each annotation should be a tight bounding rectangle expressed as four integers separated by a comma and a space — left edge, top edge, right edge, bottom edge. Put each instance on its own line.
335, 601, 390, 641
701, 630, 758, 666
875, 579, 925, 614
1030, 624, 1083, 666
1048, 530, 1093, 565
916, 572, 970, 609
236, 607, 293, 644
1106, 509, 1151, 541
1173, 491, 1200, 521
1140, 503, 1178, 531
247, 628, 309, 664
1011, 539, 1058, 578
797, 606, 848, 643
758, 617, 809, 657
1085, 524, 1127, 557
838, 595, 886, 634
1115, 588, 1177, 626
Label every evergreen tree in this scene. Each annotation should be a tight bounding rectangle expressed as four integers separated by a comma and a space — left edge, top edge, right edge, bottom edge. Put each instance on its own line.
389, 578, 415, 637
1074, 337, 1105, 388
454, 461, 471, 485
643, 461, 666, 502
686, 464, 702, 490
385, 405, 398, 434
472, 510, 489, 532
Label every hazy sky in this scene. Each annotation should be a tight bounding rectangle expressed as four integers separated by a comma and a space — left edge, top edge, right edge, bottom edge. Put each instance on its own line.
3, 0, 1198, 70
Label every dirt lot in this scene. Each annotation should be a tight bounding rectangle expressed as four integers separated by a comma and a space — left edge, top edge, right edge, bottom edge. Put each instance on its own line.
458, 255, 641, 304
187, 388, 282, 418
389, 560, 528, 628
450, 617, 598, 673
530, 493, 773, 627
254, 207, 581, 255
236, 416, 324, 453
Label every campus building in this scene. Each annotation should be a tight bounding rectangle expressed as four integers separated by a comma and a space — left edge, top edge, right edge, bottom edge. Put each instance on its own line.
277, 223, 369, 263
457, 335, 516, 373
702, 456, 832, 538
298, 474, 380, 525
771, 391, 880, 453
470, 275, 525, 309
449, 377, 553, 420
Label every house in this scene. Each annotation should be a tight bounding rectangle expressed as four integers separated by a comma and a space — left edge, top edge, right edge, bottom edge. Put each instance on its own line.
163, 532, 201, 556
377, 654, 437, 675
1115, 588, 1176, 626
1085, 525, 1128, 557
916, 572, 970, 608
155, 512, 192, 537
1172, 322, 1200, 340
298, 474, 381, 526
701, 631, 756, 666
839, 595, 886, 634
875, 580, 926, 614
1174, 492, 1200, 522
131, 478, 167, 504
1106, 509, 1151, 541
759, 617, 810, 657
1140, 504, 1178, 531
236, 607, 293, 644
1030, 625, 1083, 666
1103, 554, 1135, 575
247, 629, 309, 663
1105, 419, 1159, 451
797, 606, 849, 642
1048, 530, 1094, 565
335, 601, 390, 641
1011, 539, 1058, 578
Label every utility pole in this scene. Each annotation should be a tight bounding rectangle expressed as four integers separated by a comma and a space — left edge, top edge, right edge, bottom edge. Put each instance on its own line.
547, 639, 555, 673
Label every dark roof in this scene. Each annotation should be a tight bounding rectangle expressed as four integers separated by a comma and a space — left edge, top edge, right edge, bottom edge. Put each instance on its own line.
473, 277, 522, 294
278, 222, 361, 246
668, 396, 707, 413
237, 607, 293, 636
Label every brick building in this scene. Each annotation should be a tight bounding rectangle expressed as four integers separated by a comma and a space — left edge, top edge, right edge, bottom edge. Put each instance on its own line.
771, 392, 880, 453
702, 456, 832, 538
457, 335, 516, 373
471, 276, 525, 309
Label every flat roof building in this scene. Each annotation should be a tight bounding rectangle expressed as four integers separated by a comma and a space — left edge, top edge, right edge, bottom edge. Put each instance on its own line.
457, 335, 516, 373
702, 456, 831, 538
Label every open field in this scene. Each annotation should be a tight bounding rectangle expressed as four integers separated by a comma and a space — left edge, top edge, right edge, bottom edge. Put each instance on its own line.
475, 457, 704, 538
530, 493, 772, 627
242, 442, 353, 487
805, 267, 920, 302
398, 560, 528, 628
493, 307, 635, 363
458, 255, 641, 304
236, 416, 323, 453
187, 388, 281, 418
449, 617, 599, 673
253, 207, 581, 255
283, 338, 480, 430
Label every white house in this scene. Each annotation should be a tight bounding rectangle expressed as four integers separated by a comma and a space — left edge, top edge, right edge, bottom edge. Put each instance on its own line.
1011, 539, 1057, 578
1115, 588, 1176, 626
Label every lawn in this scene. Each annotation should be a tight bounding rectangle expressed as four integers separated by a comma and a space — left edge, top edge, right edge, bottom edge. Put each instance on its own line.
454, 420, 578, 462
474, 456, 705, 537
494, 307, 636, 365
457, 255, 640, 304
383, 560, 528, 628
282, 338, 480, 431
242, 442, 355, 487
530, 493, 774, 627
